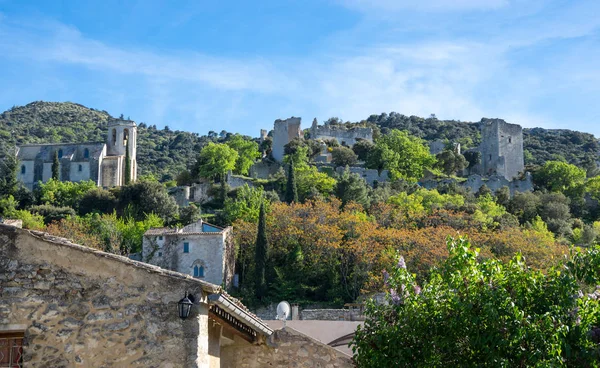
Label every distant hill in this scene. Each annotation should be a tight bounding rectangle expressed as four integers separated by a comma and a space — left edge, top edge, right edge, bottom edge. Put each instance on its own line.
0, 101, 210, 181
1, 102, 598, 181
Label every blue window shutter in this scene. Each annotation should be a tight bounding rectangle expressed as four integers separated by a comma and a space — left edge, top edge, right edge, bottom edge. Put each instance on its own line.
183, 242, 189, 253
198, 266, 204, 278
193, 266, 198, 277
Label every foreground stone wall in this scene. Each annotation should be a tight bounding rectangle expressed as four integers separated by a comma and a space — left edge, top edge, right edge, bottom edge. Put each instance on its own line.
221, 327, 353, 368
0, 225, 220, 367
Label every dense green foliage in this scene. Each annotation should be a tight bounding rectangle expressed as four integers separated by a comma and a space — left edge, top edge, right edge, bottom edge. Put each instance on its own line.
254, 202, 268, 300
353, 237, 600, 367
193, 142, 238, 181
284, 162, 298, 204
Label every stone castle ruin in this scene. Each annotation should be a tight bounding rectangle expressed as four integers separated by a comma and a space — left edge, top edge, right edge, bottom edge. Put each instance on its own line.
271, 117, 303, 162
469, 118, 525, 181
310, 118, 373, 147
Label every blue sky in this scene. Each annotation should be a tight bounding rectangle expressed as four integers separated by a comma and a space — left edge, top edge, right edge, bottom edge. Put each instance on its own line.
0, 0, 599, 137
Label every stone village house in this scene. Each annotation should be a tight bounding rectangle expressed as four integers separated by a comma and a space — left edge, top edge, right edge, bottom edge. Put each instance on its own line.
0, 224, 353, 367
142, 220, 235, 288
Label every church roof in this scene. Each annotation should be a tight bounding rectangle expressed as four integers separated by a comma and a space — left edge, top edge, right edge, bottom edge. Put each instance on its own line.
16, 142, 106, 161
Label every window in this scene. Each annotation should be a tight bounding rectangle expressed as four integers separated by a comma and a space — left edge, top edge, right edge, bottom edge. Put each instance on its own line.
183, 242, 189, 253
158, 236, 163, 241
0, 331, 24, 367
489, 154, 492, 161
193, 265, 204, 278
158, 252, 162, 257
84, 148, 90, 159
112, 129, 117, 145
20, 165, 25, 174
508, 137, 512, 144
78, 164, 83, 172
123, 128, 129, 146
58, 149, 63, 158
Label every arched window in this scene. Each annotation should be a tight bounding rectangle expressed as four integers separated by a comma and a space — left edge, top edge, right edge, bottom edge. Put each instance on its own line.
84, 148, 89, 159
123, 128, 129, 146
112, 129, 117, 145
193, 265, 205, 278
21, 165, 26, 174
58, 149, 63, 158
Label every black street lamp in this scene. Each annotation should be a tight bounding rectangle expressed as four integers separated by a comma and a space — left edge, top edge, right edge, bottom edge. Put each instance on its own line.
178, 292, 195, 319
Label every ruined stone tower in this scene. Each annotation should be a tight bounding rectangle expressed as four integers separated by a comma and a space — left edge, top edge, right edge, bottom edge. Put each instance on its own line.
478, 119, 524, 180
271, 117, 302, 162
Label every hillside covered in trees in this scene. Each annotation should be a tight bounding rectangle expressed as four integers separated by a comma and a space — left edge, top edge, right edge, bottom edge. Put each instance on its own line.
1, 102, 599, 181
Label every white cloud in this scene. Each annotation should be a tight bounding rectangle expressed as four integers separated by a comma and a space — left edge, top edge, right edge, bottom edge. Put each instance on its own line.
339, 0, 509, 12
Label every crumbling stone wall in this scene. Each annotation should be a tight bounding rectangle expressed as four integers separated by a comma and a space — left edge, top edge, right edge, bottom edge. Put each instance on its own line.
0, 225, 220, 367
272, 117, 302, 162
475, 119, 524, 181
220, 327, 353, 368
311, 118, 372, 147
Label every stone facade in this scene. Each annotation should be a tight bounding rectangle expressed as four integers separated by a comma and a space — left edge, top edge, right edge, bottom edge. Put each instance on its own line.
472, 118, 524, 181
419, 173, 534, 197
0, 224, 238, 367
16, 118, 137, 189
310, 118, 373, 147
249, 161, 282, 179
142, 220, 235, 288
271, 117, 302, 162
221, 327, 353, 368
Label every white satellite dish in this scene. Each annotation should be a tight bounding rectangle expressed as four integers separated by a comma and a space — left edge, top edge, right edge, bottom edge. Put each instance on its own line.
276, 301, 291, 326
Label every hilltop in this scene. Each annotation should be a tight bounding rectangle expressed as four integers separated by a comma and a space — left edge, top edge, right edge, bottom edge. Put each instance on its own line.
1, 102, 599, 180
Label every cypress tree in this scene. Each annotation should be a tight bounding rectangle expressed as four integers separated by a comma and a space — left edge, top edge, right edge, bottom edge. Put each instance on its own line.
254, 201, 268, 299
284, 161, 298, 204
124, 138, 131, 185
51, 151, 60, 180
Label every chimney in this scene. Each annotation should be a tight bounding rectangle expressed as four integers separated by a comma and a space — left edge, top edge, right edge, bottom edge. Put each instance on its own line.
292, 304, 300, 320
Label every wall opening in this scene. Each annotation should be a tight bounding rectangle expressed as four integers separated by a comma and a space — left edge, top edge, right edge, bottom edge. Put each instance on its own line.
58, 149, 63, 158
112, 129, 117, 145
123, 128, 129, 146
193, 265, 205, 278
508, 137, 512, 144
183, 242, 190, 253
0, 331, 24, 367
84, 148, 90, 159
78, 164, 83, 172
20, 165, 25, 174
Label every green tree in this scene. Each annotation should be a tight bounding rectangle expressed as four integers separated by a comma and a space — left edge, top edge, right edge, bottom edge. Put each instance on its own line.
435, 149, 467, 176
508, 191, 542, 225
78, 188, 118, 215
366, 130, 436, 182
124, 138, 131, 185
254, 202, 269, 299
331, 146, 358, 167
223, 185, 268, 223
37, 179, 97, 208
353, 237, 600, 367
495, 186, 510, 208
179, 203, 201, 225
534, 160, 586, 193
117, 180, 179, 222
285, 162, 298, 204
352, 139, 375, 161
335, 168, 369, 208
52, 151, 60, 180
193, 142, 238, 181
0, 145, 18, 198
226, 135, 260, 175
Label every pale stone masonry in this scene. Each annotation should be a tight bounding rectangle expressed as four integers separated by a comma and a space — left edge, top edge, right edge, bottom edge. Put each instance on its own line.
271, 117, 303, 162
0, 224, 275, 367
142, 219, 235, 288
16, 118, 137, 189
310, 118, 373, 147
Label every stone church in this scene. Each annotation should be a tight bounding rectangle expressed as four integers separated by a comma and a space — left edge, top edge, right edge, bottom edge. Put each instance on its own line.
15, 119, 137, 189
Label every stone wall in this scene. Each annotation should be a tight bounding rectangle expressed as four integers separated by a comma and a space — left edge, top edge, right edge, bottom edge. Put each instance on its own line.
419, 173, 533, 196
226, 173, 254, 189
272, 117, 302, 162
249, 161, 281, 179
477, 119, 524, 181
334, 166, 389, 186
0, 225, 221, 367
220, 327, 353, 368
311, 119, 372, 147
301, 309, 347, 321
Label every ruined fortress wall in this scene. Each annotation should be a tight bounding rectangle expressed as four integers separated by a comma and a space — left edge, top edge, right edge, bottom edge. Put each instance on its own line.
272, 117, 302, 162
311, 125, 373, 147
480, 119, 524, 181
